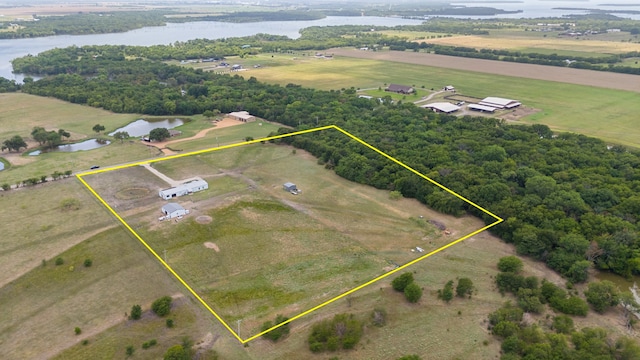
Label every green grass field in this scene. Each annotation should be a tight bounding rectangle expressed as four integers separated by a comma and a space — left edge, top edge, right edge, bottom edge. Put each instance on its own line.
82, 140, 462, 338
243, 53, 640, 147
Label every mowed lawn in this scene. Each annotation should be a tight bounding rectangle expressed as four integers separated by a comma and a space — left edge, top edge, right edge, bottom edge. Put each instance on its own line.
245, 53, 640, 147
84, 139, 481, 339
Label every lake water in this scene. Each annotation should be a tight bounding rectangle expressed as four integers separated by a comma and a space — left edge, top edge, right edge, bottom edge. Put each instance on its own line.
0, 16, 425, 81
0, 161, 4, 171
109, 118, 185, 137
450, 0, 640, 19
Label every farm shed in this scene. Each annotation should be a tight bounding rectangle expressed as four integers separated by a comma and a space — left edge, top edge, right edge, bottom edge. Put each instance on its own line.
159, 178, 208, 200
468, 104, 496, 113
422, 102, 460, 113
478, 97, 521, 109
161, 203, 188, 219
283, 182, 297, 192
385, 84, 414, 94
444, 85, 455, 91
228, 111, 256, 122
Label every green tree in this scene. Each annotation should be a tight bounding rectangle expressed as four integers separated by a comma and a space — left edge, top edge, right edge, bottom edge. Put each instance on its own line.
585, 280, 620, 313
92, 124, 105, 133
151, 296, 172, 317
130, 304, 142, 320
404, 283, 423, 303
2, 135, 28, 152
456, 277, 474, 298
58, 128, 70, 139
552, 315, 574, 334
498, 256, 523, 273
391, 272, 414, 292
202, 110, 216, 119
517, 288, 543, 313
149, 127, 170, 142
565, 260, 590, 283
397, 356, 421, 360
113, 131, 130, 143
164, 345, 189, 360
438, 280, 454, 302
260, 314, 290, 342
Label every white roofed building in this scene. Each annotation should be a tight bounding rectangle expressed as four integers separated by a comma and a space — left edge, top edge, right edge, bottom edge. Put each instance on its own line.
478, 97, 521, 109
228, 111, 256, 122
161, 203, 188, 219
422, 102, 460, 113
159, 178, 208, 200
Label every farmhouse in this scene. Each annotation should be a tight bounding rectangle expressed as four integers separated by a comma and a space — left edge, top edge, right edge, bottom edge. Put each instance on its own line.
161, 203, 188, 219
228, 111, 256, 122
478, 97, 521, 109
422, 102, 460, 113
386, 84, 414, 94
159, 178, 208, 200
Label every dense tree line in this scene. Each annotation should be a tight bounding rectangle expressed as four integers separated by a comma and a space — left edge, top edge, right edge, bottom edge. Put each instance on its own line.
0, 11, 169, 39
0, 77, 21, 92
13, 45, 640, 280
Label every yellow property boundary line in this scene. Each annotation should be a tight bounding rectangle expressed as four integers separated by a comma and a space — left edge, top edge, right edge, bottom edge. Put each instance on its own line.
77, 125, 503, 344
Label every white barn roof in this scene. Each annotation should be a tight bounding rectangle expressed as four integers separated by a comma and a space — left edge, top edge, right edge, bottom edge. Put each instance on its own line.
422, 102, 460, 113
468, 104, 496, 112
479, 97, 521, 109
162, 203, 184, 214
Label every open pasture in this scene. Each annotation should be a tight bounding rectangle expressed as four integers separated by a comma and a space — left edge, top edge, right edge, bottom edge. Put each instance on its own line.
249, 50, 640, 147
82, 136, 477, 338
417, 32, 640, 54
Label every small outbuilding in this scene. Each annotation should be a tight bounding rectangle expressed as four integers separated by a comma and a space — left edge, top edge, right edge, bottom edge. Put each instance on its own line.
283, 182, 297, 193
468, 104, 497, 113
228, 111, 256, 122
161, 203, 188, 219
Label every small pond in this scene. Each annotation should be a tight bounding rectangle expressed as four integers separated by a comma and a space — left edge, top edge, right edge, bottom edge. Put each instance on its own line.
27, 139, 110, 155
56, 139, 110, 152
0, 160, 5, 171
109, 118, 185, 137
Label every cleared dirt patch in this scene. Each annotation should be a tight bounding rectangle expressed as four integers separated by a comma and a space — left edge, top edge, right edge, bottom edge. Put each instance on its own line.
329, 48, 640, 93
204, 242, 220, 252
196, 215, 213, 224
115, 187, 150, 200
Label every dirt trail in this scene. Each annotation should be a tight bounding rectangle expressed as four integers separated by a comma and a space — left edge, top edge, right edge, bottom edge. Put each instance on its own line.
147, 117, 245, 155
329, 48, 640, 93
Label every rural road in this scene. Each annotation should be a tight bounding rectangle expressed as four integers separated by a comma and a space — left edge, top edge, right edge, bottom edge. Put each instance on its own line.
329, 48, 640, 93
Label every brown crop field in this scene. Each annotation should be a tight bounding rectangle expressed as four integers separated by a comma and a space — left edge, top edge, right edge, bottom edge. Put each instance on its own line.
329, 48, 640, 93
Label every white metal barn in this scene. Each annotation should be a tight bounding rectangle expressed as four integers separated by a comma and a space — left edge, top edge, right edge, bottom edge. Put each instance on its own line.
161, 203, 188, 219
159, 178, 208, 200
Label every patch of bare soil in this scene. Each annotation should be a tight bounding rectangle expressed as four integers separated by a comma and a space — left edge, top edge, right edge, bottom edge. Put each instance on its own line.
204, 242, 220, 252
329, 48, 640, 93
196, 215, 212, 224
500, 106, 541, 122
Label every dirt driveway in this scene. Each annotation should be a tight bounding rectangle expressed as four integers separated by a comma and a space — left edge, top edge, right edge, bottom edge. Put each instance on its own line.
148, 117, 244, 155
329, 48, 640, 93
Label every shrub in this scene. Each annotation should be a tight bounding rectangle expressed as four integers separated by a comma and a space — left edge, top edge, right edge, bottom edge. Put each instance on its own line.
552, 315, 574, 334
142, 339, 157, 349
404, 283, 423, 303
74, 327, 81, 335
497, 256, 523, 273
456, 277, 474, 298
55, 257, 64, 266
371, 307, 387, 327
60, 197, 81, 211
438, 280, 454, 302
261, 315, 290, 342
166, 319, 174, 328
125, 345, 134, 356
392, 272, 414, 292
83, 258, 92, 267
130, 304, 142, 320
308, 313, 363, 352
152, 296, 172, 317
